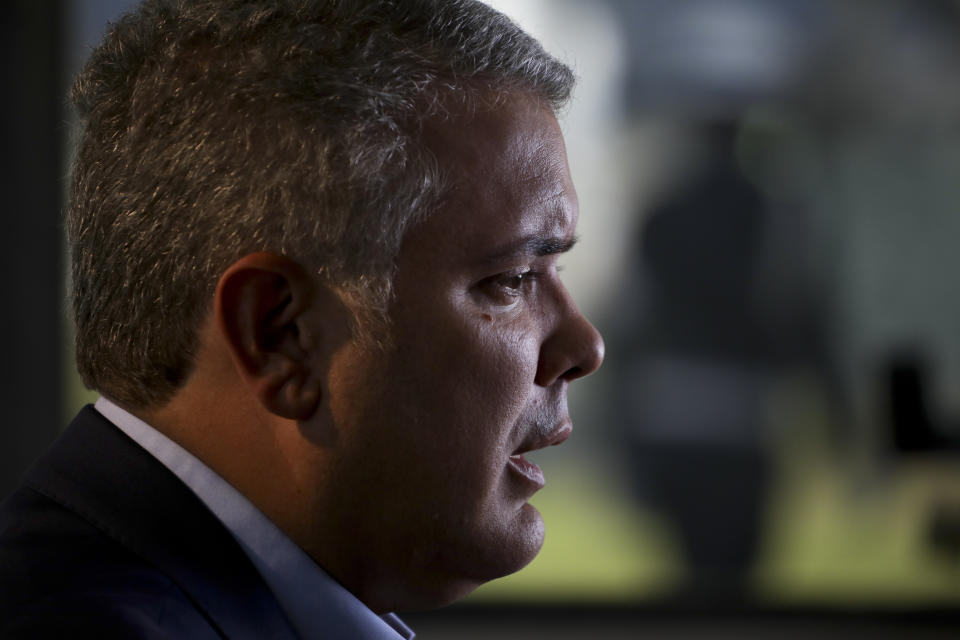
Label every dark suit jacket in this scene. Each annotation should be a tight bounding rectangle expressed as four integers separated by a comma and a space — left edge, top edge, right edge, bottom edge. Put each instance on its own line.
0, 406, 298, 639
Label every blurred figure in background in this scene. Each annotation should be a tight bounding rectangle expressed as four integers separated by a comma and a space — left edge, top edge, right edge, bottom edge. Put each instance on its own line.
616, 120, 775, 598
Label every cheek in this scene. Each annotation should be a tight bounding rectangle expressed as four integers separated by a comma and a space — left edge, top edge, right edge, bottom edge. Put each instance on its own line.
404, 301, 539, 392
387, 317, 539, 475
448, 314, 540, 411
381, 290, 546, 460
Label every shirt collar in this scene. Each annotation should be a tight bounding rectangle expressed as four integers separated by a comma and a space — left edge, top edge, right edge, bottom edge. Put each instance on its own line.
94, 397, 414, 640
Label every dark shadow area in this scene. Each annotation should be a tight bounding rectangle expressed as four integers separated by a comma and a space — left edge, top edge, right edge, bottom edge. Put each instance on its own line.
0, 1, 65, 500
405, 602, 960, 639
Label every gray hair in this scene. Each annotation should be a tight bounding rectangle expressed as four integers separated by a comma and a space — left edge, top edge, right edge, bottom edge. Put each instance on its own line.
69, 0, 575, 409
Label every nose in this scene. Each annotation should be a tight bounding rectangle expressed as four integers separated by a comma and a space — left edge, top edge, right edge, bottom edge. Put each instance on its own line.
534, 289, 605, 387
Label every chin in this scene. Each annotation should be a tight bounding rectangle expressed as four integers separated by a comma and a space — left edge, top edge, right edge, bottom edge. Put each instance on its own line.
509, 502, 547, 571
394, 503, 547, 612
468, 501, 547, 583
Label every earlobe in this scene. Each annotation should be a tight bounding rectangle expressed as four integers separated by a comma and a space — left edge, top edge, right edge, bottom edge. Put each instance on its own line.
215, 252, 324, 420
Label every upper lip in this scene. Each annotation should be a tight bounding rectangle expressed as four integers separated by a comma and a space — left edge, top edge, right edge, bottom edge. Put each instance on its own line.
512, 421, 572, 456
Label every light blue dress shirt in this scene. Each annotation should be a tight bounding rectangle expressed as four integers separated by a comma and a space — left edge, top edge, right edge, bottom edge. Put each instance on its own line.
94, 397, 414, 640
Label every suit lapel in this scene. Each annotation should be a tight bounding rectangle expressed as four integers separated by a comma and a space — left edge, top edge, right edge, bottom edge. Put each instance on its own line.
25, 406, 298, 639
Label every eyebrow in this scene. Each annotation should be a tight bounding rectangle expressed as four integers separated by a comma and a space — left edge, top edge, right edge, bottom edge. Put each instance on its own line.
479, 234, 578, 265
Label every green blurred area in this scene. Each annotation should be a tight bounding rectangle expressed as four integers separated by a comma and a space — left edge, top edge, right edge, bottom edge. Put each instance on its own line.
468, 377, 960, 606
468, 459, 960, 606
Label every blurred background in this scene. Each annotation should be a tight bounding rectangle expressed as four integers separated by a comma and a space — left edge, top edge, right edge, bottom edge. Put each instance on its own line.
4, 0, 960, 637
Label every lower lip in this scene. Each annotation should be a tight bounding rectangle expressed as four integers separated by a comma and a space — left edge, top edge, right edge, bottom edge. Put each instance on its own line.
508, 454, 545, 490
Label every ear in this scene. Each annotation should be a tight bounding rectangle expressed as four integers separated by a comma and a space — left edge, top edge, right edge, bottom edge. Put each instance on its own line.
214, 252, 330, 420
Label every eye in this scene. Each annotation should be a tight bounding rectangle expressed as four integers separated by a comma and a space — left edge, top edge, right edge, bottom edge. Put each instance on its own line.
479, 269, 539, 305
500, 272, 529, 291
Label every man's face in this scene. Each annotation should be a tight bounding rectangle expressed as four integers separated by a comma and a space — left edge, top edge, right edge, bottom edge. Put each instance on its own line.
317, 94, 604, 610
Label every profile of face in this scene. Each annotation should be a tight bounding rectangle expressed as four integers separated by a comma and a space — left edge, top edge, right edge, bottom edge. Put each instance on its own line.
315, 94, 604, 611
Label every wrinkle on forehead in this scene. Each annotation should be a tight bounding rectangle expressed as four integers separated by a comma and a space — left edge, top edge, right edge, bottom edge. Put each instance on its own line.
453, 107, 570, 203
425, 93, 566, 181
405, 93, 577, 264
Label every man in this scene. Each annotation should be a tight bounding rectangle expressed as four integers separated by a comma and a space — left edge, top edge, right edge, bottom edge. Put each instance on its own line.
0, 0, 603, 637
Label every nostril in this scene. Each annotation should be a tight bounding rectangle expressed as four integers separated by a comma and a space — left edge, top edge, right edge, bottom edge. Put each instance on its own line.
562, 366, 584, 382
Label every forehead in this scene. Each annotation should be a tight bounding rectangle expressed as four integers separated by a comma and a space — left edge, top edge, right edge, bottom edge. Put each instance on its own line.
410, 95, 578, 261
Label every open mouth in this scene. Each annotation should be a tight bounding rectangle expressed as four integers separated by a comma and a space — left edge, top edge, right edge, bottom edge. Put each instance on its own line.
507, 422, 571, 490
507, 453, 545, 488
